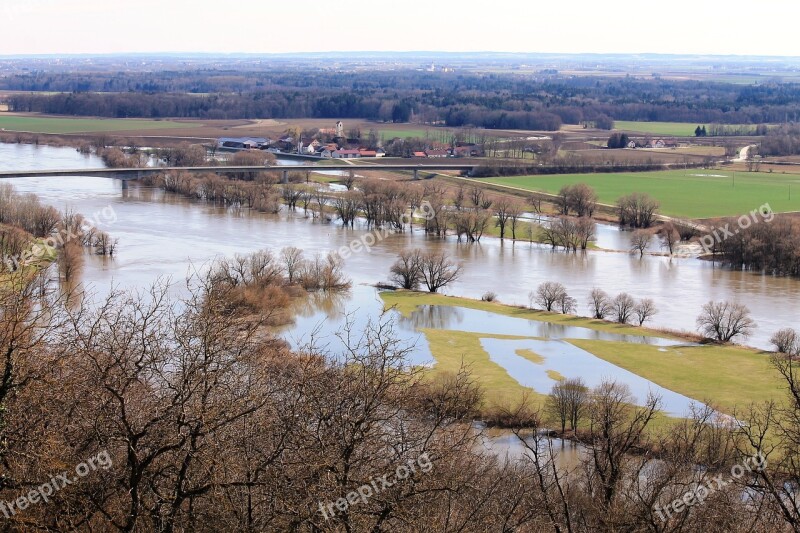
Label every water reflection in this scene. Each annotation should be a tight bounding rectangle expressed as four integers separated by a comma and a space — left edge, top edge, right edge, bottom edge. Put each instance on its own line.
3, 143, 800, 350
478, 426, 584, 470
481, 338, 700, 416
401, 305, 680, 345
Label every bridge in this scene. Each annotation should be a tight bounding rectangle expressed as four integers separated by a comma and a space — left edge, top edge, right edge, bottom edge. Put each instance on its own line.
0, 164, 478, 185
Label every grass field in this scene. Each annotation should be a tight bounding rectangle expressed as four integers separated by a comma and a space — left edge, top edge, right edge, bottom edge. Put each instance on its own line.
381, 291, 784, 417
570, 340, 778, 414
375, 127, 450, 140
615, 121, 709, 136
484, 169, 800, 218
0, 115, 191, 134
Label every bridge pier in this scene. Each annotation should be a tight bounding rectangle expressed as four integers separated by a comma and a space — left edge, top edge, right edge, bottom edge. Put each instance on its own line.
121, 180, 129, 190
281, 169, 289, 184
413, 169, 419, 180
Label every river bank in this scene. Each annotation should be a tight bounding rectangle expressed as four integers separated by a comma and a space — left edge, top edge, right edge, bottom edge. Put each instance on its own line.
380, 290, 782, 418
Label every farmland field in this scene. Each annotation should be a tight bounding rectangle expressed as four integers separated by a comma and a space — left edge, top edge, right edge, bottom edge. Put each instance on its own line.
484, 169, 800, 218
0, 115, 192, 134
614, 121, 708, 136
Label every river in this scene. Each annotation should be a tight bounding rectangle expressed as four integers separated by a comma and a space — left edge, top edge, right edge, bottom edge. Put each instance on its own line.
2, 143, 799, 355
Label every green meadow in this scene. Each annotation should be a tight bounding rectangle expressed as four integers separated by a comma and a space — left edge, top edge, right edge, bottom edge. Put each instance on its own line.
614, 121, 709, 136
485, 169, 800, 218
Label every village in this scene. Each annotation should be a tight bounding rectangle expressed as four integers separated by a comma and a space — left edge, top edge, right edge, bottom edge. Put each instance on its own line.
216, 121, 484, 159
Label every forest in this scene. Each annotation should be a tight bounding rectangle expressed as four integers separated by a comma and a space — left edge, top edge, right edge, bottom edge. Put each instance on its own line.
5, 68, 800, 129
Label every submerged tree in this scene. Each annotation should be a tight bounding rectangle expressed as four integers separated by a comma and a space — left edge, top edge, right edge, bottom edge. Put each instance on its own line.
418, 251, 463, 293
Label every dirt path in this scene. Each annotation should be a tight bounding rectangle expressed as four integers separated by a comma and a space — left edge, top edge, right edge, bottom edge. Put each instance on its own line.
733, 144, 756, 162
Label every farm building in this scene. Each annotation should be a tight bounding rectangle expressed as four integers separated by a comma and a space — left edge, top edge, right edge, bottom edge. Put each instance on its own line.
332, 149, 361, 159
453, 144, 482, 157
217, 137, 270, 150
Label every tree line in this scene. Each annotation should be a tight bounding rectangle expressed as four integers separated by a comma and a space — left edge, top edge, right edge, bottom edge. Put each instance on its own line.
7, 69, 800, 126
711, 216, 800, 277
4, 262, 800, 531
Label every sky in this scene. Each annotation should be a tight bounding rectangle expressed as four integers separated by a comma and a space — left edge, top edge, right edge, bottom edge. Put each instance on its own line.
1, 0, 800, 57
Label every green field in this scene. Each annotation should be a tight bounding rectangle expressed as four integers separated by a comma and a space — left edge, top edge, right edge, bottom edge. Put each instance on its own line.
0, 115, 191, 134
376, 127, 449, 140
484, 169, 800, 218
381, 291, 783, 416
614, 121, 709, 136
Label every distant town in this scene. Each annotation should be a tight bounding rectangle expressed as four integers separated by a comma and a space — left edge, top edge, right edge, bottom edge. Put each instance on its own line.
217, 121, 483, 159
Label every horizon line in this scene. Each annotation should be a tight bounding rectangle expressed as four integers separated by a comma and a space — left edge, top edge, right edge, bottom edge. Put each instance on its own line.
2, 50, 800, 60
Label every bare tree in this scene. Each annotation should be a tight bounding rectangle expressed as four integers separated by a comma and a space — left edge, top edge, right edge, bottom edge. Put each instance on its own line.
558, 293, 577, 314
547, 378, 588, 433
281, 246, 304, 284
419, 251, 462, 293
630, 229, 652, 257
585, 381, 661, 511
697, 301, 756, 342
617, 193, 659, 228
507, 200, 525, 240
569, 183, 598, 217
576, 217, 595, 250
389, 249, 423, 290
470, 187, 490, 209
527, 194, 542, 216
341, 171, 356, 191
659, 222, 680, 255
633, 298, 658, 326
281, 184, 303, 210
333, 191, 361, 227
59, 241, 83, 282
611, 293, 636, 324
532, 282, 568, 312
494, 197, 511, 240
587, 288, 612, 319
770, 328, 799, 355
453, 209, 491, 243
453, 186, 466, 211
312, 187, 331, 221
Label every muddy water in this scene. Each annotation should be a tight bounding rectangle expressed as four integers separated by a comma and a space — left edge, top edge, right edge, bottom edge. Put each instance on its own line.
2, 143, 799, 353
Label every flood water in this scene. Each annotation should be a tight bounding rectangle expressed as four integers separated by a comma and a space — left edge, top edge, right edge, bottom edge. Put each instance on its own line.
3, 144, 799, 369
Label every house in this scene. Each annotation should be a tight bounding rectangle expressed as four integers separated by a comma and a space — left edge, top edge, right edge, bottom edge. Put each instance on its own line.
648, 138, 678, 149
412, 151, 427, 158
425, 149, 449, 158
627, 140, 637, 149
316, 148, 333, 158
276, 136, 296, 152
358, 149, 378, 158
375, 148, 386, 158
453, 143, 483, 157
332, 149, 361, 159
302, 139, 322, 154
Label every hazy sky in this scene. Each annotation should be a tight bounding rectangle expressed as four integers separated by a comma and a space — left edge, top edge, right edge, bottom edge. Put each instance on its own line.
2, 0, 800, 56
